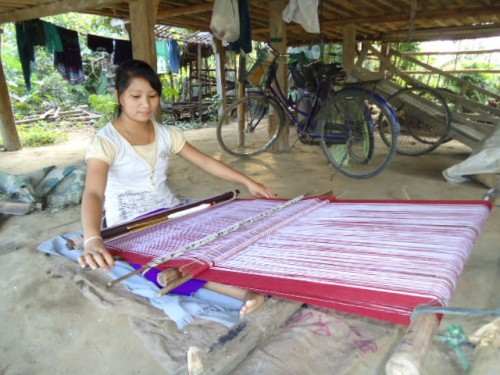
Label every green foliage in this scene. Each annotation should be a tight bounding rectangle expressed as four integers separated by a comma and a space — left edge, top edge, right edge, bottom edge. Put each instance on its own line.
17, 121, 68, 147
88, 94, 116, 125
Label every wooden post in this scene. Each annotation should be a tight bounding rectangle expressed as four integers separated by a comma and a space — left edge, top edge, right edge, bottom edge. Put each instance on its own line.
0, 28, 22, 151
129, 0, 161, 121
197, 43, 202, 123
269, 0, 288, 151
385, 314, 440, 375
237, 54, 246, 146
343, 24, 356, 77
212, 37, 227, 118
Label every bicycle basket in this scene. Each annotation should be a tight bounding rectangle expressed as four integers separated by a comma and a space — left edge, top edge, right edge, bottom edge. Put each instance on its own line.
288, 61, 317, 91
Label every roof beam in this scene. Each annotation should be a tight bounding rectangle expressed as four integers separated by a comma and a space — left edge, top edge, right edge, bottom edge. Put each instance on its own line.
254, 5, 500, 34
376, 24, 500, 42
0, 0, 127, 23
321, 6, 500, 28
157, 3, 213, 18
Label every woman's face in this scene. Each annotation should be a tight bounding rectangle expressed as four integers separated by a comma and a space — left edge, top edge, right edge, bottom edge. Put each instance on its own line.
117, 77, 160, 122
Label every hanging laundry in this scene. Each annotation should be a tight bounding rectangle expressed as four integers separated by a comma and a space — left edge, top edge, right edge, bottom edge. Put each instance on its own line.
168, 40, 182, 74
42, 21, 63, 54
87, 34, 114, 54
283, 0, 320, 34
15, 19, 46, 91
54, 26, 85, 85
113, 39, 133, 65
156, 40, 170, 74
229, 0, 252, 54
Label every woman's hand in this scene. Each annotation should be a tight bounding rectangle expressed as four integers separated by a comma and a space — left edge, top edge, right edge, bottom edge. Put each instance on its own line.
246, 180, 275, 199
77, 237, 115, 272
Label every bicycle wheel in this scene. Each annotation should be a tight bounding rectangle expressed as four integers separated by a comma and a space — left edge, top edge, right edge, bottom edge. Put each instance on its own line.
317, 88, 399, 179
217, 95, 284, 157
382, 87, 451, 156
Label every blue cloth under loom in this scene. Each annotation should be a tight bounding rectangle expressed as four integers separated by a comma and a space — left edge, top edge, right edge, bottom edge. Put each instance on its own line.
37, 231, 243, 330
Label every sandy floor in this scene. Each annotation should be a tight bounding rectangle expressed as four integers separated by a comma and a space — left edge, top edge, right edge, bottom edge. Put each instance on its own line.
0, 126, 498, 375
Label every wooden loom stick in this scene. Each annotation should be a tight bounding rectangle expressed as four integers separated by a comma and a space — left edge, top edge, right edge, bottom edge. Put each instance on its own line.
103, 190, 239, 239
108, 192, 311, 288
385, 313, 440, 375
67, 190, 239, 250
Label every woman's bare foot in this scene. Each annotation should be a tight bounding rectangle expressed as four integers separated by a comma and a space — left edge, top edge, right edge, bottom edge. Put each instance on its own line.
203, 282, 265, 317
240, 292, 264, 317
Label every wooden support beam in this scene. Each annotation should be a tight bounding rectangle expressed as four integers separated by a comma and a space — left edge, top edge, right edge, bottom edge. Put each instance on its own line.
0, 28, 22, 151
212, 37, 227, 118
343, 24, 356, 77
0, 0, 125, 23
128, 0, 161, 121
269, 0, 288, 151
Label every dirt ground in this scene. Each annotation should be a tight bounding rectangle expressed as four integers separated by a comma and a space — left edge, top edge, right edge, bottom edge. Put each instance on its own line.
0, 125, 498, 375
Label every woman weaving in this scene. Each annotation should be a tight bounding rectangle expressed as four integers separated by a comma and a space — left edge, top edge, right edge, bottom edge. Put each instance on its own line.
77, 59, 274, 317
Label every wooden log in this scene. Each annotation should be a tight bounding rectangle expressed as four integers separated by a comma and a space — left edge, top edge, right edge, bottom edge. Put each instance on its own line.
385, 313, 440, 375
185, 298, 302, 375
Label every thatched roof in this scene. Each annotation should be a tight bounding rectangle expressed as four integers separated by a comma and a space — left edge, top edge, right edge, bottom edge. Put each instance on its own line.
0, 0, 499, 46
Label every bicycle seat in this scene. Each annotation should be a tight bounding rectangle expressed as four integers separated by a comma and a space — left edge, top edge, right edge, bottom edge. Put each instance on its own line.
312, 63, 345, 78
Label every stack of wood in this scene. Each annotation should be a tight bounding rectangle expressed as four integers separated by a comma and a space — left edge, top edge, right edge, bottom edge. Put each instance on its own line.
15, 105, 101, 126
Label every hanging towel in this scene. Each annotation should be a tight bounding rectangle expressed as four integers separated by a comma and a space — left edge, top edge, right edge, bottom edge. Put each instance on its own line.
113, 39, 133, 65
229, 0, 252, 54
168, 40, 182, 74
156, 40, 170, 73
15, 20, 45, 91
42, 21, 63, 54
283, 0, 320, 34
87, 34, 114, 54
54, 26, 85, 84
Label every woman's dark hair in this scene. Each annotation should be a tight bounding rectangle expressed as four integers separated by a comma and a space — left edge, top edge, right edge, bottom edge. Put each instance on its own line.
114, 59, 162, 115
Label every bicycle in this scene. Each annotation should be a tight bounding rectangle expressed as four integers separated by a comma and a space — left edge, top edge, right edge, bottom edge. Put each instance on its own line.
216, 44, 400, 179
380, 86, 451, 156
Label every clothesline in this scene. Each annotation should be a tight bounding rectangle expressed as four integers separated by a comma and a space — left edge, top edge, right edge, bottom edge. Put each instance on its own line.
14, 19, 192, 91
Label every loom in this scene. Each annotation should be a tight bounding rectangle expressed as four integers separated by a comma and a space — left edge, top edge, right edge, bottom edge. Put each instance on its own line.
103, 194, 491, 327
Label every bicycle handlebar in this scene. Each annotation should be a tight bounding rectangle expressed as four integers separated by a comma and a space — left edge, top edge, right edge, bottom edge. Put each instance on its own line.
264, 42, 289, 59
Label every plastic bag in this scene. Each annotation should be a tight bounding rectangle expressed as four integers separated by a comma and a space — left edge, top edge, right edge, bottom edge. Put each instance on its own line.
210, 0, 240, 42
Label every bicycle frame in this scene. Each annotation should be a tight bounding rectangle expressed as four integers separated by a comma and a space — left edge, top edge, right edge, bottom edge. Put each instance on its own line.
262, 59, 330, 141
262, 57, 377, 145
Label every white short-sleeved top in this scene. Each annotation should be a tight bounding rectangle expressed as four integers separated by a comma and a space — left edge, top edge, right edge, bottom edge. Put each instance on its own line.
86, 121, 186, 226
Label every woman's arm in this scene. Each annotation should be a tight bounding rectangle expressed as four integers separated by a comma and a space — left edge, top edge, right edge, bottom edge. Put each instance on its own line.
78, 158, 115, 271
177, 142, 274, 198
